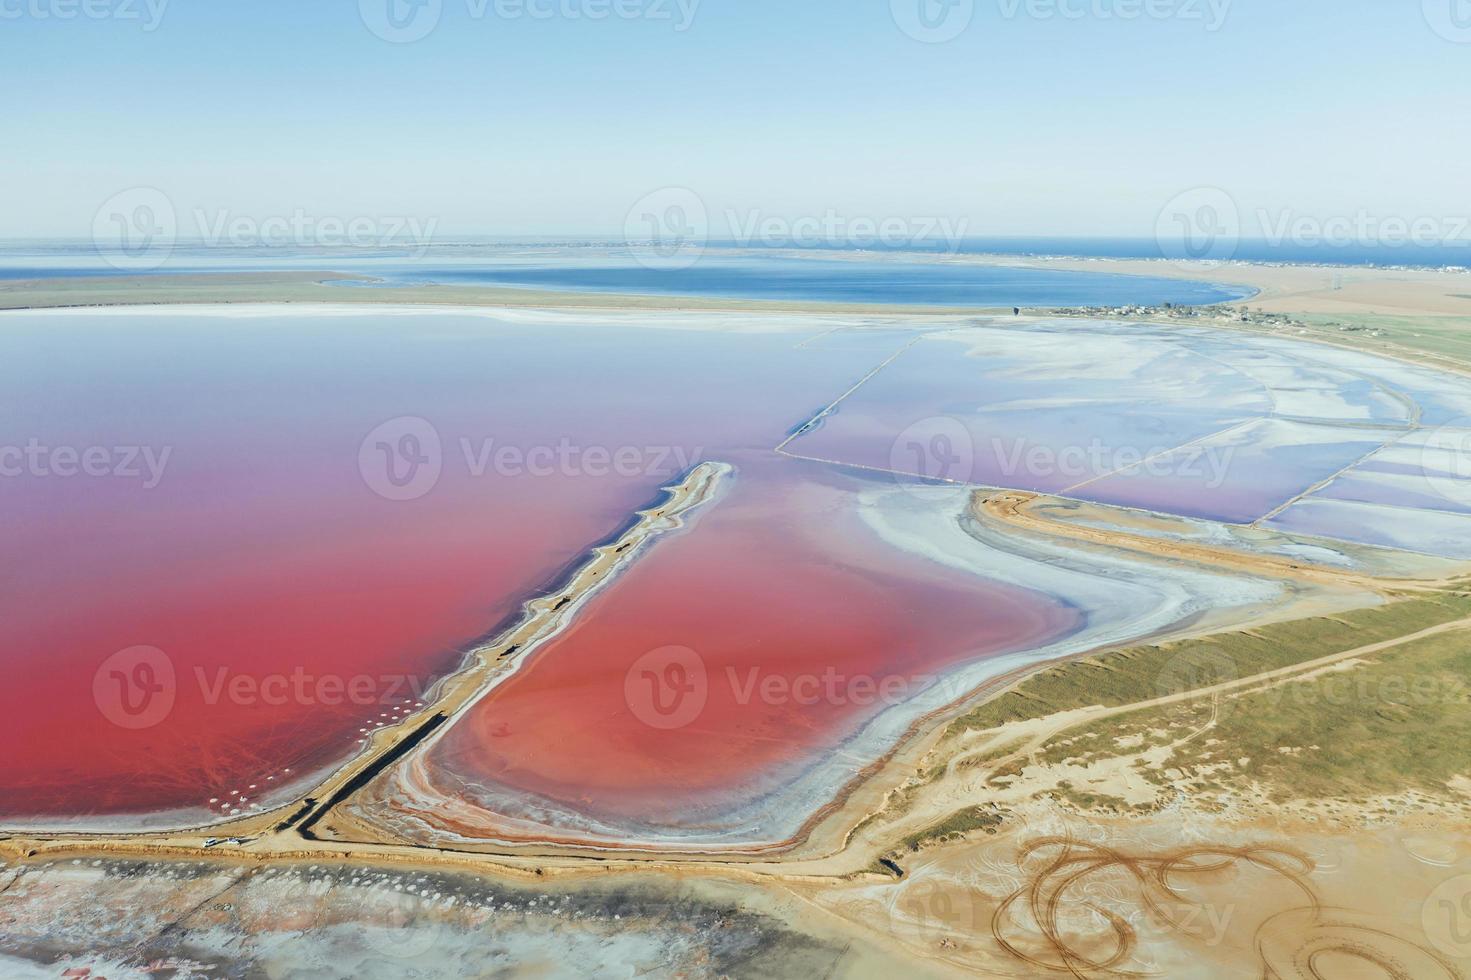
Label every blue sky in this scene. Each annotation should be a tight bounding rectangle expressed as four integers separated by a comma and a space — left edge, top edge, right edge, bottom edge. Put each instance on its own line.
3, 0, 1469, 239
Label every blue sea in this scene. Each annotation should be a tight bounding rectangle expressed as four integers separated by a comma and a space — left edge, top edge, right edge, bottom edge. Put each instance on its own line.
24, 236, 1464, 308
0, 242, 1272, 308
326, 251, 1259, 307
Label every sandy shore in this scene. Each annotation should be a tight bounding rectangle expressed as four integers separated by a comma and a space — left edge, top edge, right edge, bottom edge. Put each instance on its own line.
939, 253, 1470, 317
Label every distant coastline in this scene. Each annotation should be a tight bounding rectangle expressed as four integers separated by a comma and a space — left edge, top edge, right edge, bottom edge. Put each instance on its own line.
4, 237, 1469, 276
0, 243, 1253, 310
828, 237, 1471, 273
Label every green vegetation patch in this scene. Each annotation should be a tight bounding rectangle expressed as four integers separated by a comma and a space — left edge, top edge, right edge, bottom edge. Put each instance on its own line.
1295, 314, 1471, 367
952, 593, 1471, 735
1048, 627, 1471, 803
900, 806, 1006, 851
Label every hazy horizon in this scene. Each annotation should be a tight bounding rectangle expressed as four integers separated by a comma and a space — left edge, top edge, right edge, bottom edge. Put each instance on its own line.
4, 0, 1470, 248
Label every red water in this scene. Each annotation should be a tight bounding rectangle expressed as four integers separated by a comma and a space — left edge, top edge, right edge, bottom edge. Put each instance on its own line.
0, 310, 907, 825
419, 457, 1078, 841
